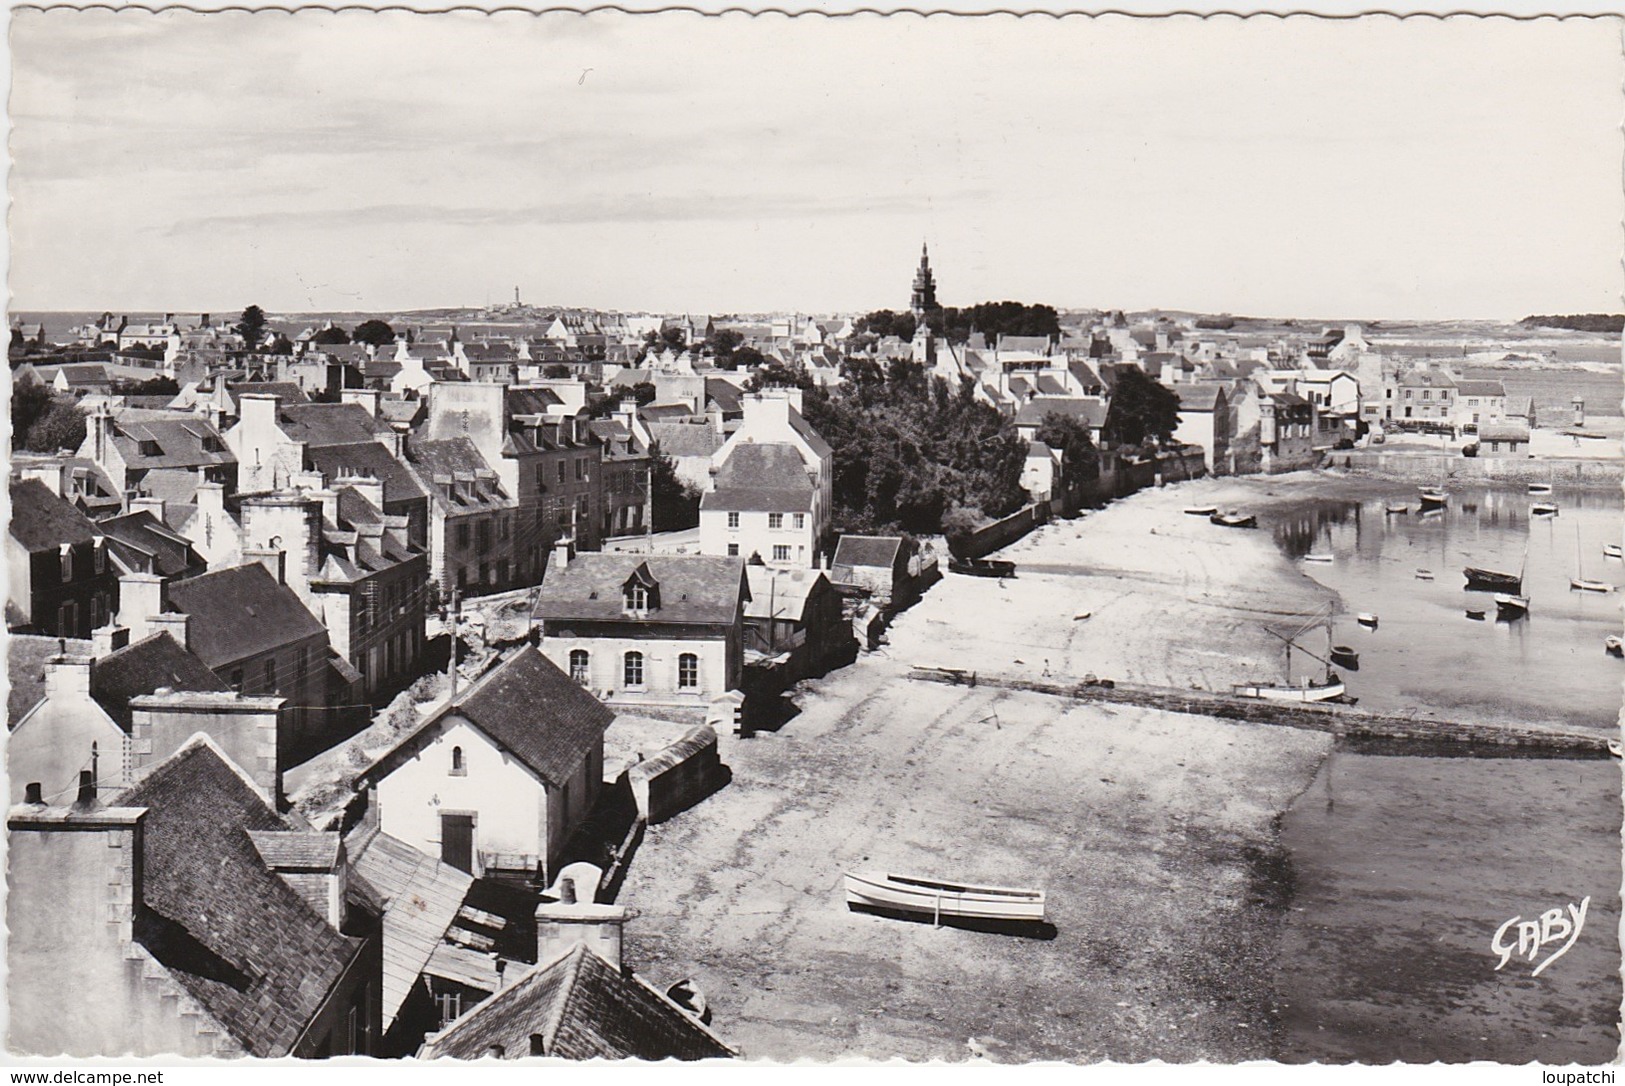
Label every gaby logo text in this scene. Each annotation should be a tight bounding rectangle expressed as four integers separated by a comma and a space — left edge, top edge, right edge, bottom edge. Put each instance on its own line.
1491, 896, 1590, 977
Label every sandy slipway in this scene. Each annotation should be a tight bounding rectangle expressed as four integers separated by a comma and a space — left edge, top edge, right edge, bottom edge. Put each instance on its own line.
616, 473, 1386, 1063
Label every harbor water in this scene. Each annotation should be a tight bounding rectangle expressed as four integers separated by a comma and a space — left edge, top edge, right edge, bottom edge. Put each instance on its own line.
1261, 481, 1623, 1063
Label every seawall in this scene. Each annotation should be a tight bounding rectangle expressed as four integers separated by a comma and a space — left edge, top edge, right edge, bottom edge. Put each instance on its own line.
1331, 451, 1622, 487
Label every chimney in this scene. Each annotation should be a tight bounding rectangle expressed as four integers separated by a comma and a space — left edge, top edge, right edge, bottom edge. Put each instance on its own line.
243, 546, 287, 586
24, 783, 43, 806
73, 769, 96, 809
340, 388, 381, 417
248, 831, 348, 929
129, 495, 166, 524
115, 573, 166, 642
147, 612, 190, 651
129, 692, 284, 804
89, 405, 117, 467
90, 623, 130, 659
239, 494, 321, 599
337, 473, 385, 516
534, 881, 630, 970
553, 535, 573, 573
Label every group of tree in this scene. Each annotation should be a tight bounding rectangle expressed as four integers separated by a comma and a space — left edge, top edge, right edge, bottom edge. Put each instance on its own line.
648, 443, 702, 532
852, 301, 1061, 348
235, 306, 397, 352
1100, 366, 1182, 451
1519, 314, 1625, 334
10, 374, 86, 453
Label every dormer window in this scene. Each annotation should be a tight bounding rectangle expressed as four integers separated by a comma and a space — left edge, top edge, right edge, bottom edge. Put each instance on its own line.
621, 562, 659, 616
625, 584, 649, 613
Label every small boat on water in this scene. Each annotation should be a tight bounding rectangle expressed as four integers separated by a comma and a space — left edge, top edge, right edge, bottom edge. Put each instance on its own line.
1571, 579, 1613, 593
1232, 675, 1347, 703
1528, 483, 1553, 495
1356, 612, 1379, 628
1385, 503, 1410, 515
1464, 566, 1522, 592
1418, 488, 1448, 508
1606, 636, 1623, 658
1415, 569, 1434, 580
1605, 544, 1623, 560
1531, 502, 1559, 516
1465, 608, 1486, 620
1494, 593, 1529, 619
1184, 506, 1219, 517
1609, 739, 1623, 758
949, 557, 1017, 578
1303, 554, 1334, 564
1210, 512, 1257, 529
844, 870, 1047, 924
1329, 645, 1359, 668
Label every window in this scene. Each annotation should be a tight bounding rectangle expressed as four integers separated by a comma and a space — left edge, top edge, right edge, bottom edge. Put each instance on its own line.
768, 513, 784, 530
297, 646, 309, 676
793, 513, 806, 530
625, 584, 648, 612
569, 649, 590, 684
58, 602, 78, 637
264, 658, 277, 690
230, 668, 244, 692
727, 543, 739, 557
1404, 390, 1412, 400
93, 542, 105, 574
529, 1035, 547, 1057
623, 651, 644, 687
60, 545, 73, 584
1422, 390, 1431, 401
578, 495, 589, 520
457, 522, 471, 548
450, 746, 466, 776
557, 460, 566, 483
678, 653, 699, 690
476, 520, 490, 550
727, 511, 740, 530
773, 544, 791, 562
436, 991, 464, 1030
498, 516, 509, 541
535, 465, 545, 491
575, 457, 588, 481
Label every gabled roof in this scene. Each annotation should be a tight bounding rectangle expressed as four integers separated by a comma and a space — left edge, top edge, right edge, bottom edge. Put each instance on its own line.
534, 554, 748, 627
7, 636, 91, 727
705, 378, 744, 415
645, 422, 722, 459
700, 443, 814, 514
307, 440, 428, 505
118, 739, 364, 1057
1454, 379, 1506, 398
1174, 384, 1227, 412
98, 510, 204, 578
784, 405, 834, 461
1479, 422, 1531, 442
9, 478, 100, 552
1013, 398, 1108, 428
162, 564, 327, 669
111, 417, 235, 470
997, 335, 1052, 355
227, 381, 308, 406
1398, 370, 1458, 389
359, 647, 613, 790
419, 943, 734, 1060
90, 631, 230, 732
276, 402, 391, 448
743, 566, 827, 622
832, 534, 904, 571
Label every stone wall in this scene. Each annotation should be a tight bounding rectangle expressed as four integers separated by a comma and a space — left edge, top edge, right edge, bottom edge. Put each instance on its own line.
1333, 451, 1622, 487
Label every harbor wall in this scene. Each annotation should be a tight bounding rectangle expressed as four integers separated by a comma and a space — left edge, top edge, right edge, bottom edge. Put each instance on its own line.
1332, 451, 1623, 487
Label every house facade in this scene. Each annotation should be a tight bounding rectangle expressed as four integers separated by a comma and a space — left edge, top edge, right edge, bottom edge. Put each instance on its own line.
699, 444, 818, 567
8, 479, 119, 638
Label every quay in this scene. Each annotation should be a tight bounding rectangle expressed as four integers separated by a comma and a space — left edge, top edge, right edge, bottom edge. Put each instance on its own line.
908, 666, 1613, 757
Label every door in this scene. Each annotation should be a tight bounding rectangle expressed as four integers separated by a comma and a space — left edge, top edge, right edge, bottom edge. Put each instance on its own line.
441, 813, 475, 874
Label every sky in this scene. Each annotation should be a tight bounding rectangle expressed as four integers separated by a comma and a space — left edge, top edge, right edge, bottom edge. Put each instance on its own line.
8, 12, 1623, 320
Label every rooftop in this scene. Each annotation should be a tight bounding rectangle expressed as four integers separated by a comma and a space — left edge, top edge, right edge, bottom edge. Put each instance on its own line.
162, 564, 327, 669
534, 554, 748, 628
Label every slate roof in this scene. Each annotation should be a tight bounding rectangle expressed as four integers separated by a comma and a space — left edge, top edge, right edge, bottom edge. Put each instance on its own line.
136, 469, 204, 507
645, 422, 722, 458
9, 479, 100, 552
7, 636, 91, 727
705, 379, 744, 415
349, 831, 474, 1030
406, 438, 511, 512
307, 440, 428, 505
420, 944, 734, 1061
120, 739, 364, 1057
1455, 380, 1507, 398
227, 381, 308, 406
90, 631, 230, 732
162, 564, 327, 669
832, 534, 904, 571
997, 335, 1052, 355
98, 511, 204, 578
1175, 384, 1227, 412
1479, 422, 1531, 442
1035, 375, 1068, 396
783, 405, 833, 461
534, 554, 748, 628
247, 830, 342, 870
111, 418, 235, 470
276, 402, 391, 448
360, 647, 613, 790
699, 443, 814, 514
1013, 399, 1108, 429
1398, 370, 1458, 389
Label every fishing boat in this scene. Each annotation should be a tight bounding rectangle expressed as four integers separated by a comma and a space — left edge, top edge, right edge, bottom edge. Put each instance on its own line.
1605, 543, 1623, 560
1418, 488, 1448, 509
1385, 503, 1410, 515
1606, 636, 1623, 658
1209, 512, 1257, 529
1570, 525, 1614, 592
1531, 501, 1559, 516
1528, 483, 1553, 495
1464, 567, 1521, 592
1415, 569, 1434, 580
1303, 553, 1334, 564
1184, 505, 1219, 517
1465, 608, 1486, 620
1236, 608, 1350, 703
1494, 593, 1529, 619
844, 870, 1047, 924
1356, 612, 1379, 628
949, 557, 1016, 578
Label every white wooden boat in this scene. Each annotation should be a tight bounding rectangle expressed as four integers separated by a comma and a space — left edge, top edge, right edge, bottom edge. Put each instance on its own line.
1605, 544, 1623, 560
1606, 636, 1623, 658
1494, 593, 1529, 619
1232, 676, 1347, 703
1356, 612, 1379, 627
1184, 505, 1219, 517
1303, 554, 1334, 564
1528, 483, 1553, 495
1385, 503, 1410, 515
1465, 608, 1486, 620
1608, 739, 1622, 758
1569, 526, 1610, 593
1531, 501, 1559, 516
1415, 569, 1434, 581
1571, 579, 1613, 593
844, 870, 1047, 924
1418, 488, 1448, 508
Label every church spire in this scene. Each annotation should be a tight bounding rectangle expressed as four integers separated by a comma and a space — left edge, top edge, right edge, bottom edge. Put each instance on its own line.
910, 241, 938, 320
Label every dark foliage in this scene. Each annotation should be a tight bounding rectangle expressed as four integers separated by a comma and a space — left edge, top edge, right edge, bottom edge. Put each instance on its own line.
235, 305, 267, 349
744, 361, 815, 393
649, 443, 701, 532
112, 375, 181, 397
1102, 365, 1181, 449
1194, 316, 1237, 330
1519, 314, 1625, 333
1034, 411, 1101, 491
310, 326, 350, 346
23, 399, 87, 453
351, 319, 396, 347
543, 363, 572, 379
706, 328, 744, 369
10, 375, 54, 449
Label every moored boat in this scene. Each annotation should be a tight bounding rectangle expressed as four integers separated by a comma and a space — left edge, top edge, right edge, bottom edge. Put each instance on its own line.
1528, 483, 1553, 495
1418, 488, 1448, 508
844, 870, 1047, 924
1303, 553, 1333, 564
1415, 569, 1434, 580
1232, 675, 1347, 703
1356, 612, 1378, 627
1494, 593, 1529, 619
1465, 608, 1486, 620
1605, 543, 1623, 560
1464, 566, 1522, 592
1609, 739, 1623, 757
1606, 636, 1623, 658
1531, 501, 1559, 516
1210, 512, 1257, 529
1385, 503, 1410, 515
1571, 578, 1613, 593
1184, 506, 1218, 517
1329, 645, 1359, 668
949, 557, 1016, 578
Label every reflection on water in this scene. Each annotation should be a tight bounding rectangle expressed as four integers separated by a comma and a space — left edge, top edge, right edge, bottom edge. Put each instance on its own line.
1264, 484, 1624, 730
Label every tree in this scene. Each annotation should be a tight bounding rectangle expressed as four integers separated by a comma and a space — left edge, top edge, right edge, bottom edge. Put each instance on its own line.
744, 361, 814, 393
112, 375, 180, 397
648, 443, 702, 532
543, 363, 572, 379
23, 400, 87, 453
660, 326, 688, 354
10, 375, 53, 450
310, 326, 350, 345
706, 328, 744, 369
265, 333, 294, 356
351, 319, 396, 347
235, 305, 268, 349
1102, 366, 1182, 449
1034, 411, 1101, 492
855, 309, 915, 341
